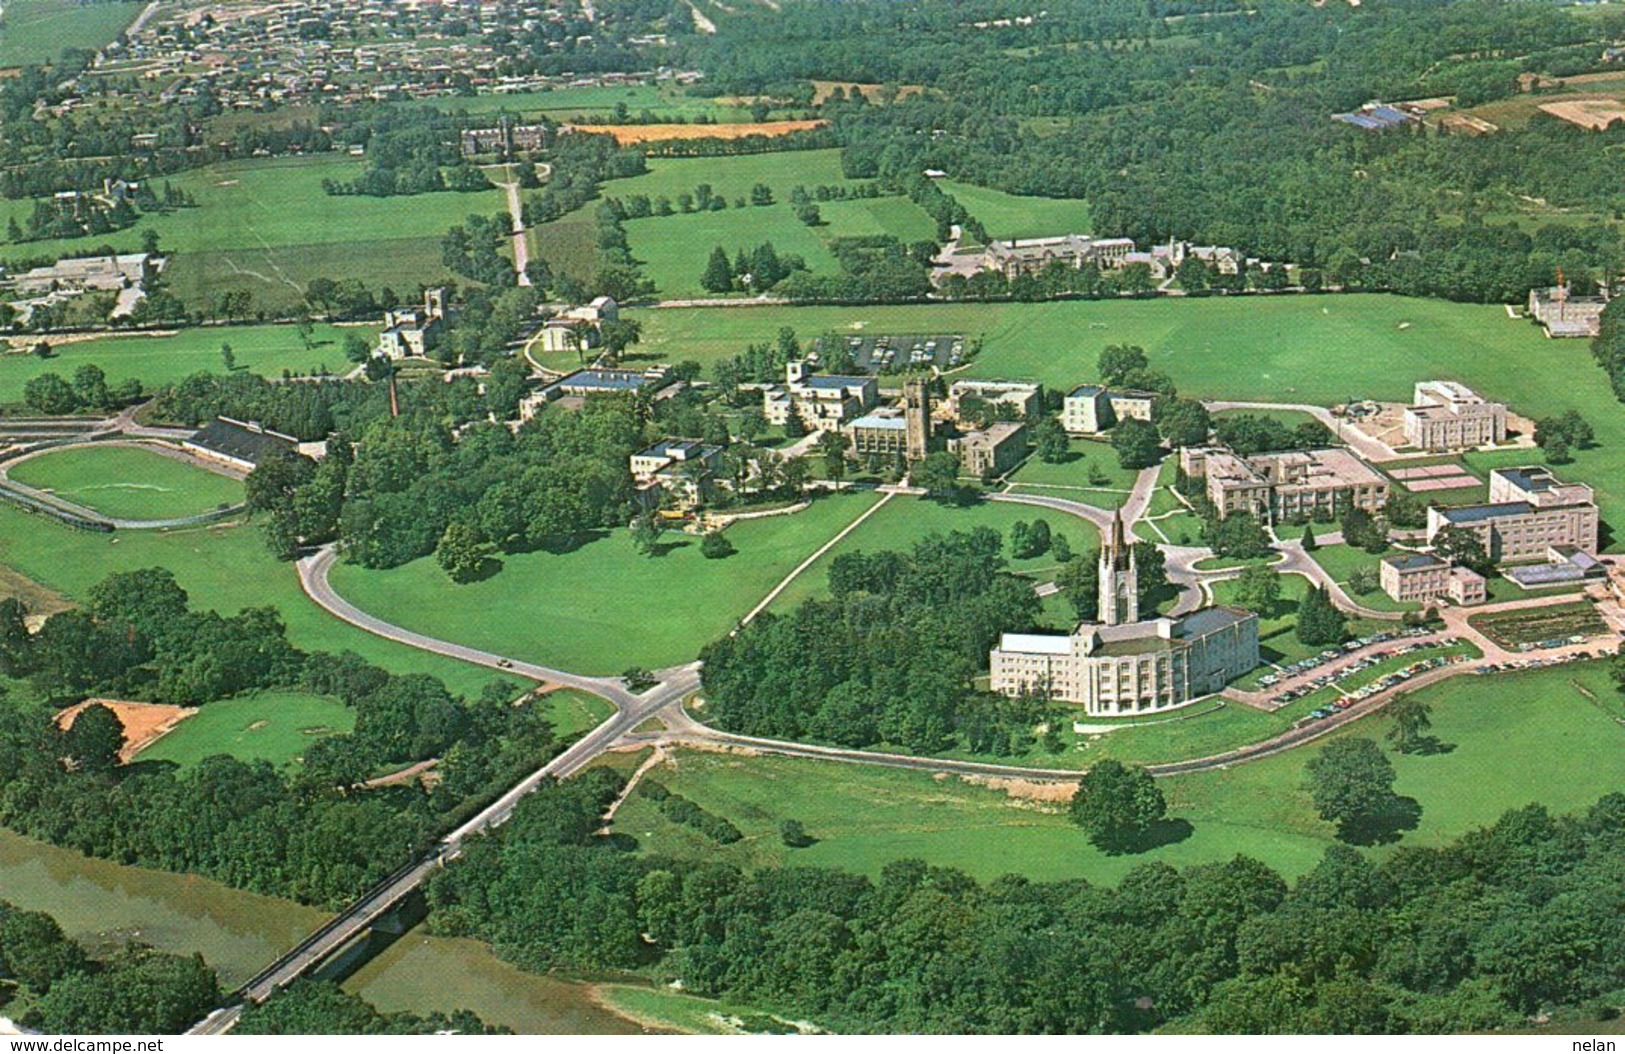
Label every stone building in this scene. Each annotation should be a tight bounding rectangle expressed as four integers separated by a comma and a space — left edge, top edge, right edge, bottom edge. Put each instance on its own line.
1180, 445, 1389, 522
764, 361, 879, 434
1403, 381, 1507, 452
1427, 466, 1599, 563
949, 420, 1029, 478
989, 513, 1259, 716
1379, 551, 1486, 606
947, 379, 1043, 420
538, 296, 619, 354
376, 287, 449, 359
1061, 385, 1155, 435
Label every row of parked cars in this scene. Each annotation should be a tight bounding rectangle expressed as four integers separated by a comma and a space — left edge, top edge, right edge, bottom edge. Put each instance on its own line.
1254, 627, 1440, 690
1473, 648, 1617, 674
1514, 633, 1593, 654
1274, 636, 1461, 706
1299, 652, 1470, 724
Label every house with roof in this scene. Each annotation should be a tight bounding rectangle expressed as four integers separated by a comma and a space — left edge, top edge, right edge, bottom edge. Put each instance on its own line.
629, 437, 724, 508
1181, 445, 1390, 523
1403, 380, 1508, 452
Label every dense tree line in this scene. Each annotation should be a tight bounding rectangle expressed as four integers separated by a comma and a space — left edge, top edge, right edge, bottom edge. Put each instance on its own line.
428, 763, 1625, 1033
700, 526, 1062, 756
235, 980, 502, 1035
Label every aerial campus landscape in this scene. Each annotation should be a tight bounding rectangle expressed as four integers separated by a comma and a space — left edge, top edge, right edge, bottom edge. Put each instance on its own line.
3, 0, 1625, 1042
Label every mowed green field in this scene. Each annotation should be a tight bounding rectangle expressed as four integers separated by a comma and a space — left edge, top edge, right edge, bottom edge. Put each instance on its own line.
0, 322, 368, 405
618, 661, 1625, 886
328, 491, 884, 675
0, 508, 499, 699
766, 494, 1099, 613
622, 295, 1625, 537
432, 84, 758, 123
0, 156, 508, 313
1004, 438, 1142, 509
936, 179, 1091, 241
9, 444, 243, 521
136, 692, 354, 769
0, 0, 143, 67
588, 150, 937, 297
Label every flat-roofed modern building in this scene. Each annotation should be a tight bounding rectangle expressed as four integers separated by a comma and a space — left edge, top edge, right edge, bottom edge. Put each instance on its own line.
1403, 381, 1507, 452
629, 437, 723, 508
1379, 551, 1486, 606
1428, 466, 1598, 563
846, 411, 909, 459
1061, 385, 1156, 435
763, 361, 879, 433
989, 513, 1259, 715
1180, 445, 1390, 522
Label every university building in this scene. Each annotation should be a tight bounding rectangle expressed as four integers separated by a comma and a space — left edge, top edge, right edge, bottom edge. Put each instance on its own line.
1061, 385, 1155, 435
1379, 551, 1487, 606
1402, 381, 1507, 452
989, 514, 1259, 716
1179, 445, 1389, 522
764, 361, 879, 434
1427, 466, 1599, 563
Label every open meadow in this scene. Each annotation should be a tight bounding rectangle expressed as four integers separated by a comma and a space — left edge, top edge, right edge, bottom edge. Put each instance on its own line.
0, 0, 143, 67
328, 491, 884, 675
1004, 438, 1142, 509
617, 660, 1624, 886
0, 321, 370, 405
936, 179, 1091, 241
0, 507, 500, 699
134, 691, 354, 769
622, 294, 1625, 539
9, 444, 243, 521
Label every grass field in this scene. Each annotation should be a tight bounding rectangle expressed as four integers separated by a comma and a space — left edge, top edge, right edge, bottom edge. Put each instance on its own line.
328, 492, 883, 675
1210, 571, 1383, 681
0, 322, 369, 405
432, 84, 758, 123
9, 444, 243, 521
936, 180, 1090, 241
1004, 439, 1141, 509
766, 494, 1099, 613
621, 295, 1625, 539
0, 508, 499, 699
616, 660, 1624, 886
593, 985, 794, 1036
0, 0, 143, 67
0, 155, 508, 314
1306, 542, 1420, 613
135, 691, 353, 769
538, 689, 616, 739
624, 210, 840, 299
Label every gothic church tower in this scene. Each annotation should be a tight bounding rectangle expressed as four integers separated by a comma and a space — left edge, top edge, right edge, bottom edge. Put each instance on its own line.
1098, 510, 1139, 626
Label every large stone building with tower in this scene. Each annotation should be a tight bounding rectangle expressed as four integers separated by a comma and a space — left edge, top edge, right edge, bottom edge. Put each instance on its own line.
989, 514, 1259, 716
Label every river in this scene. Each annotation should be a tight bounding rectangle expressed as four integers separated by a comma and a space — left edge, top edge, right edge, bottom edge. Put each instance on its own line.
0, 829, 643, 1034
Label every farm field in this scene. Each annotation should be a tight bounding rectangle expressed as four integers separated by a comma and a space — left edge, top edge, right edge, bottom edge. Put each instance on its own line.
623, 295, 1625, 537
0, 322, 369, 405
616, 660, 1624, 886
328, 491, 884, 675
135, 691, 354, 769
9, 444, 243, 521
0, 507, 499, 699
766, 494, 1099, 613
936, 180, 1091, 241
0, 0, 143, 67
573, 119, 826, 144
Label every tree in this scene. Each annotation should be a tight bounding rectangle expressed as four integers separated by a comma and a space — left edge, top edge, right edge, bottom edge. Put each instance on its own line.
295, 318, 315, 350
1304, 738, 1401, 839
1032, 418, 1069, 463
1059, 551, 1100, 620
701, 246, 734, 293
435, 522, 493, 583
69, 364, 110, 410
1069, 759, 1168, 852
62, 703, 125, 773
23, 373, 80, 415
1301, 524, 1319, 551
1385, 693, 1434, 755
780, 819, 813, 847
1098, 344, 1149, 386
220, 343, 237, 371
1433, 525, 1492, 576
1295, 584, 1347, 646
1233, 565, 1282, 614
342, 333, 372, 363
630, 512, 663, 556
701, 530, 735, 559
1207, 512, 1272, 559
1111, 418, 1162, 469
1156, 398, 1212, 447
818, 430, 851, 482
913, 450, 962, 501
1347, 567, 1380, 595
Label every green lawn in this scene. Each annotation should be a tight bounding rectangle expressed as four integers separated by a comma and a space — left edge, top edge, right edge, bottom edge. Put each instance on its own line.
766, 494, 1099, 613
0, 0, 143, 67
601, 150, 852, 208
593, 985, 800, 1036
0, 507, 498, 698
135, 691, 354, 769
1004, 439, 1140, 509
617, 660, 1624, 886
539, 689, 616, 739
9, 444, 243, 521
620, 295, 1625, 542
328, 491, 883, 675
625, 210, 840, 299
431, 84, 757, 123
813, 196, 938, 243
1210, 571, 1384, 680
936, 180, 1091, 241
0, 322, 369, 405
1307, 542, 1420, 612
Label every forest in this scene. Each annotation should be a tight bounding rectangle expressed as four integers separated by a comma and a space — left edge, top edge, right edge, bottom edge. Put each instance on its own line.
427, 764, 1625, 1033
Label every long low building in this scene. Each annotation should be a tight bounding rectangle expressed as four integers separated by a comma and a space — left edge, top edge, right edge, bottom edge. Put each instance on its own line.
1427, 465, 1598, 563
1180, 445, 1390, 522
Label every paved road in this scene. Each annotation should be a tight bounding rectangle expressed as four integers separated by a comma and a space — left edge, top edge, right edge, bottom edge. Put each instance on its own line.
501, 180, 531, 286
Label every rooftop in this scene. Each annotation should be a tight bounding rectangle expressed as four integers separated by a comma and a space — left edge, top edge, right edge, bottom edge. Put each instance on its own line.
850, 414, 907, 430
998, 632, 1071, 656
1175, 606, 1254, 639
1067, 384, 1105, 398
1381, 551, 1443, 571
1436, 501, 1533, 524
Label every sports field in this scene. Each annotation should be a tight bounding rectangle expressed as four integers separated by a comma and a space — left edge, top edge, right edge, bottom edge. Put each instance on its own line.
765, 494, 1099, 613
328, 491, 884, 675
9, 444, 242, 521
0, 322, 370, 405
0, 0, 143, 67
936, 180, 1091, 241
135, 691, 354, 769
616, 660, 1624, 885
622, 295, 1625, 537
0, 506, 499, 699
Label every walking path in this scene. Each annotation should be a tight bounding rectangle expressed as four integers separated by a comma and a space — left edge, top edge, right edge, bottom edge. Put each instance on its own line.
500, 179, 531, 286
737, 490, 896, 625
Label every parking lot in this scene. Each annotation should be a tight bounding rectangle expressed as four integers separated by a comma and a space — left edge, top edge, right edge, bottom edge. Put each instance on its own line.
808, 333, 968, 375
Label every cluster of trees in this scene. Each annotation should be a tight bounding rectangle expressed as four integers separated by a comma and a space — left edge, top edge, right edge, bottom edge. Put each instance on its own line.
778, 234, 934, 303
1296, 584, 1349, 647
1592, 300, 1625, 404
441, 212, 517, 288
701, 527, 1063, 757
235, 980, 501, 1035
1533, 409, 1595, 465
427, 763, 1625, 1033
0, 900, 220, 1034
22, 364, 138, 415
1214, 413, 1334, 457
900, 173, 986, 245
699, 241, 806, 293
1058, 539, 1169, 620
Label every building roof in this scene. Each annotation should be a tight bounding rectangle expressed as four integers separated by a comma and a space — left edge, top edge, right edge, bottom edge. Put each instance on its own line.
1175, 606, 1254, 639
1067, 384, 1105, 399
1381, 551, 1443, 571
997, 632, 1071, 656
186, 416, 299, 465
547, 368, 647, 392
1493, 466, 1556, 494
1436, 501, 1532, 524
850, 414, 907, 430
637, 438, 719, 460
803, 374, 869, 392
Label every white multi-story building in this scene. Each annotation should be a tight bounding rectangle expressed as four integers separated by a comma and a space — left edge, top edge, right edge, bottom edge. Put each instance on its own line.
1427, 466, 1598, 563
1403, 381, 1507, 452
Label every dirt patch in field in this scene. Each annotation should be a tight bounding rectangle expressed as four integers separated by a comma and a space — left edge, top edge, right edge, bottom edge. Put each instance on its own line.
0, 566, 72, 626
55, 699, 197, 763
954, 773, 1078, 802
567, 119, 826, 143
811, 81, 924, 104
1536, 97, 1625, 131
